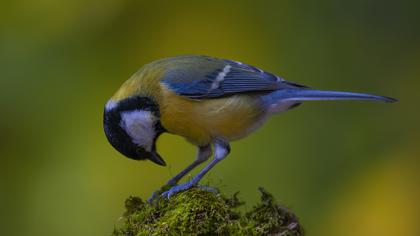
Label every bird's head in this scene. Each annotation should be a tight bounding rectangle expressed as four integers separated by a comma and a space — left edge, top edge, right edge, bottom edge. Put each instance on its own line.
103, 96, 166, 166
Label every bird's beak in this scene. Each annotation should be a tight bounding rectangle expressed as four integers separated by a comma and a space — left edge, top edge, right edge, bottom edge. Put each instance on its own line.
148, 151, 166, 166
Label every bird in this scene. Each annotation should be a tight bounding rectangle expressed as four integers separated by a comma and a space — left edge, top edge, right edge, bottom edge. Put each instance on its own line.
103, 55, 396, 199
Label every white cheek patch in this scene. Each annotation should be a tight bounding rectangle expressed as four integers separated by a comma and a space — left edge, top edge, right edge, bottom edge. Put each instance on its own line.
119, 110, 156, 151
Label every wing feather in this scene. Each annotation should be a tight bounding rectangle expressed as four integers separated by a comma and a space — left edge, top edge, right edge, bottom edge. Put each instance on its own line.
161, 56, 306, 99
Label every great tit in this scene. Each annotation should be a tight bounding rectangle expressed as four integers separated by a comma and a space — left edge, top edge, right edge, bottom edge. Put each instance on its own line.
103, 55, 396, 198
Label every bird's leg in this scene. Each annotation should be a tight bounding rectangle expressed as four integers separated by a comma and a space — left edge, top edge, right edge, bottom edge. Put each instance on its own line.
166, 145, 212, 186
148, 145, 211, 203
161, 140, 230, 199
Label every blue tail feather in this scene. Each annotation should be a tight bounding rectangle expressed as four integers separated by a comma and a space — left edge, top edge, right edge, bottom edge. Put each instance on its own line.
263, 89, 397, 103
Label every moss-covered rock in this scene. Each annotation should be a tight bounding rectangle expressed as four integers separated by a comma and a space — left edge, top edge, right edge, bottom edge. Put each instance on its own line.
112, 187, 303, 236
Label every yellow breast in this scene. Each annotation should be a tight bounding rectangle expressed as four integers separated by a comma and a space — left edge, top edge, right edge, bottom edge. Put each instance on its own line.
159, 85, 266, 146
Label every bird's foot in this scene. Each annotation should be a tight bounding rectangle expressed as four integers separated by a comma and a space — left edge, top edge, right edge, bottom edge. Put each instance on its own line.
160, 181, 219, 199
161, 181, 194, 199
196, 185, 218, 194
147, 191, 159, 203
166, 179, 178, 187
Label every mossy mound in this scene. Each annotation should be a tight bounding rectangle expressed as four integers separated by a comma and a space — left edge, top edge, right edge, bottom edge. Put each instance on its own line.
112, 187, 303, 235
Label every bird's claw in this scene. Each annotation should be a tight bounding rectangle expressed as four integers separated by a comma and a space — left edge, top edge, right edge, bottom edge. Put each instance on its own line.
147, 191, 159, 203
160, 183, 219, 200
196, 185, 218, 194
161, 182, 193, 199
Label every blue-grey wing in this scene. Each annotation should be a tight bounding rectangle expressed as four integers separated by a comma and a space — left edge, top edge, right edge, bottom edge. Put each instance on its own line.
161, 56, 306, 99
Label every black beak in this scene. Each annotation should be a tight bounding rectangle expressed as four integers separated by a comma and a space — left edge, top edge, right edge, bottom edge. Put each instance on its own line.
148, 151, 166, 166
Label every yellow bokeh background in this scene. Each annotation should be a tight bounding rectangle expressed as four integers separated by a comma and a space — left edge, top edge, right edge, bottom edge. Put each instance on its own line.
1, 1, 419, 235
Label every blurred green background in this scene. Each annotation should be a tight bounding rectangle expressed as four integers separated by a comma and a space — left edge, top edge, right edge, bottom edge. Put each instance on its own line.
1, 0, 419, 235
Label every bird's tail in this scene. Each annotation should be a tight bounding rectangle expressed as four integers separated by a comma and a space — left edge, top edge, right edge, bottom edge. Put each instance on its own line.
274, 89, 397, 103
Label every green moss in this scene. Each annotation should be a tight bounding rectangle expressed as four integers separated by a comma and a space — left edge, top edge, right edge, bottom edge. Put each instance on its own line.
112, 187, 303, 236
